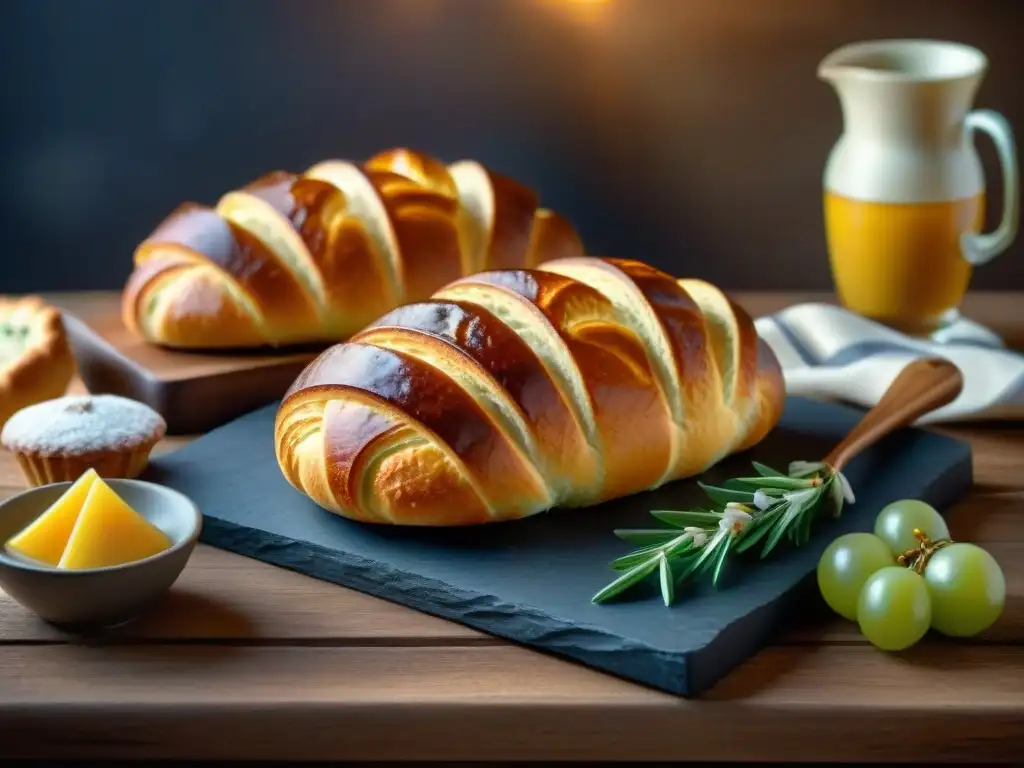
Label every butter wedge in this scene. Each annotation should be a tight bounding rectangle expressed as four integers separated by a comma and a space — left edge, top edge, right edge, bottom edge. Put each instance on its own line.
5, 469, 99, 566
57, 477, 172, 570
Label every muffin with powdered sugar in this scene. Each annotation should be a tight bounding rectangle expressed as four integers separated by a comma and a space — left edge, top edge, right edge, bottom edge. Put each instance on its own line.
1, 394, 166, 487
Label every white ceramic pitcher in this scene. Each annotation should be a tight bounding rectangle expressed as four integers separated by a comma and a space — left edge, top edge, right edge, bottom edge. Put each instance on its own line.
819, 39, 1019, 333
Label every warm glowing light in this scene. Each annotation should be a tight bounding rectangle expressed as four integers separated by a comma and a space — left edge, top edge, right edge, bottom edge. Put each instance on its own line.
534, 0, 614, 25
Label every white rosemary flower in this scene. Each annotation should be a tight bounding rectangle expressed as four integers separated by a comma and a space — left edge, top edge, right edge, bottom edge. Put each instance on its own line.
836, 469, 856, 504
720, 503, 752, 536
683, 526, 708, 547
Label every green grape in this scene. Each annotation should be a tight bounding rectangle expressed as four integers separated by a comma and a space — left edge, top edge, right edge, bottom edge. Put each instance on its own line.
922, 542, 1005, 637
817, 533, 895, 620
857, 567, 932, 651
874, 499, 950, 556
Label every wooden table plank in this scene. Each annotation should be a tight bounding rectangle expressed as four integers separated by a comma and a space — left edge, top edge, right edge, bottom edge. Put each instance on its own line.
0, 545, 486, 643
1, 534, 1018, 646
3, 536, 1017, 645
0, 644, 1021, 762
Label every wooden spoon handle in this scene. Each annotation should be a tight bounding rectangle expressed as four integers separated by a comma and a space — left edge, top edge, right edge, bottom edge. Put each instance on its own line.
823, 357, 964, 472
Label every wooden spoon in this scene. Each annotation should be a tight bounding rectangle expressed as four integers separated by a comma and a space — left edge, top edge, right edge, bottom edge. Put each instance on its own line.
823, 357, 964, 472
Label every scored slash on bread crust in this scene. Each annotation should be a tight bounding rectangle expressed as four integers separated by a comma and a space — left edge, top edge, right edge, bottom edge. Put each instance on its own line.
274, 257, 786, 527
0, 296, 76, 431
122, 148, 584, 349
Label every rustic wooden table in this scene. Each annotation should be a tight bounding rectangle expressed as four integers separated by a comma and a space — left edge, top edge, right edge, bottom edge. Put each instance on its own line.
1, 292, 1022, 763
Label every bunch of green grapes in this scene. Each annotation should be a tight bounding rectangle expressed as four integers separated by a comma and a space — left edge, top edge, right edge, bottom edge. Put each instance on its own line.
816, 499, 1005, 651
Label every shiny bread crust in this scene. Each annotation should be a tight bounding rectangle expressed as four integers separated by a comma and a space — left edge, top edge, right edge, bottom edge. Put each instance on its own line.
122, 149, 584, 349
274, 257, 785, 526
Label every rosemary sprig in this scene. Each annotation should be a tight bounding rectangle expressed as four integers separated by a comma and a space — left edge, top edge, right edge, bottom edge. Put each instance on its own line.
591, 459, 856, 606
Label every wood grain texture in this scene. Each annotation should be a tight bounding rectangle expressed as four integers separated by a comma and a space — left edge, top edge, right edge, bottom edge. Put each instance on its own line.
0, 291, 1021, 762
52, 296, 324, 434
0, 546, 486, 644
1, 645, 1022, 762
823, 357, 964, 469
64, 312, 322, 382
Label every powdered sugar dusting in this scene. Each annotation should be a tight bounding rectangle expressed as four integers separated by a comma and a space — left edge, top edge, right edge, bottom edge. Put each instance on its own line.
1, 394, 166, 455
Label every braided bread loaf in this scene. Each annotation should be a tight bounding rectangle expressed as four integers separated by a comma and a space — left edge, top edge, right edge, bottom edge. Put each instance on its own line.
274, 256, 785, 526
122, 148, 583, 348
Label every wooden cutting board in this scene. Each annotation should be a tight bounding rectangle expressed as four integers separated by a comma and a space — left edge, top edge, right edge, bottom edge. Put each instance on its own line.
57, 297, 324, 435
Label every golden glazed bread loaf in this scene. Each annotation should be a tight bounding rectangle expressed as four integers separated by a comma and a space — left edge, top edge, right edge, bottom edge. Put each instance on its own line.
122, 148, 583, 349
275, 257, 786, 526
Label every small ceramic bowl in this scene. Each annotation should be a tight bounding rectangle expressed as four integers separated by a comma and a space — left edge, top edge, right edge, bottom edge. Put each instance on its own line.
0, 478, 201, 630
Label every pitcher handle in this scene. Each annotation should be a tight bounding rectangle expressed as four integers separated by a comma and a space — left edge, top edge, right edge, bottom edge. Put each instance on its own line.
961, 109, 1019, 266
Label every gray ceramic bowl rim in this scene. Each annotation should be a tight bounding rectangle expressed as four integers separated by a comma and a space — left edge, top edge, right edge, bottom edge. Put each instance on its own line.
0, 478, 202, 576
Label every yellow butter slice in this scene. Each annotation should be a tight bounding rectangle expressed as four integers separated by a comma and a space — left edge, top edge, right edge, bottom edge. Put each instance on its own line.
5, 469, 99, 566
57, 478, 172, 570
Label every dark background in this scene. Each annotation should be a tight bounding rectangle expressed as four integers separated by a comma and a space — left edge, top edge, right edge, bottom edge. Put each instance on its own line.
2, 0, 1022, 293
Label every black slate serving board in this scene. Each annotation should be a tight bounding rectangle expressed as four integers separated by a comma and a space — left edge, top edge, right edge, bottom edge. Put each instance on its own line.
144, 396, 973, 696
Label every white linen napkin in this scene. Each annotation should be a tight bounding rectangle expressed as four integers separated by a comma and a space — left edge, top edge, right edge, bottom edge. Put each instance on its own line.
754, 303, 1024, 424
